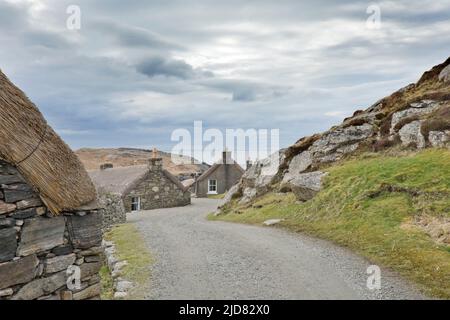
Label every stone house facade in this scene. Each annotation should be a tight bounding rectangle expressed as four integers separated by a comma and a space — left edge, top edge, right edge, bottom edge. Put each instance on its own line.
89, 156, 191, 216
0, 69, 102, 300
195, 151, 244, 197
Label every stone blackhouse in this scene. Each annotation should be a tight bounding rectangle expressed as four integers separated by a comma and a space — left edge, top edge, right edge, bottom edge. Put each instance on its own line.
194, 151, 244, 197
89, 154, 191, 217
0, 69, 103, 300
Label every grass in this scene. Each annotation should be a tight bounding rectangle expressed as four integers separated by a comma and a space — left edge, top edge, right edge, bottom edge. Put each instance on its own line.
208, 193, 226, 199
101, 223, 154, 300
210, 149, 450, 299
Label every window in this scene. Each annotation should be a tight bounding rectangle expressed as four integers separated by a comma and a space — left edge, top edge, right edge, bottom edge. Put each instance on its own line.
208, 179, 218, 194
131, 197, 141, 211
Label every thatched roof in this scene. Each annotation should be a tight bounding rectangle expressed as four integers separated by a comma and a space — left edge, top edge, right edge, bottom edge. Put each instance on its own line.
0, 69, 96, 214
197, 161, 244, 182
89, 165, 188, 196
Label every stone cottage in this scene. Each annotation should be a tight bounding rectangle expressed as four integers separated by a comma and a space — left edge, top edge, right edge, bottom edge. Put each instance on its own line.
0, 69, 103, 300
195, 151, 244, 197
89, 151, 191, 215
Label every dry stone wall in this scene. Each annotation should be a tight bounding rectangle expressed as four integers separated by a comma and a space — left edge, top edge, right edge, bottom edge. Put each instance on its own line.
0, 160, 103, 300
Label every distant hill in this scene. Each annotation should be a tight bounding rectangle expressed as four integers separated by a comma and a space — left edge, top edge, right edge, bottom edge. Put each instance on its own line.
75, 148, 210, 178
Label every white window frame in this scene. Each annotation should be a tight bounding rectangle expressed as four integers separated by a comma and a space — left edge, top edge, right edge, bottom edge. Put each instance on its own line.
131, 196, 141, 212
208, 179, 218, 194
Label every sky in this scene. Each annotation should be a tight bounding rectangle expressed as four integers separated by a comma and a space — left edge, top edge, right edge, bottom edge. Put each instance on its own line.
1, 0, 450, 157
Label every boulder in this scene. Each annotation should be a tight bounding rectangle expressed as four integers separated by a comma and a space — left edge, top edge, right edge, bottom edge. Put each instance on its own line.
282, 171, 327, 201
399, 121, 426, 148
221, 184, 240, 206
0, 254, 39, 289
0, 228, 17, 262
263, 219, 283, 226
17, 217, 65, 256
283, 151, 312, 182
239, 187, 257, 204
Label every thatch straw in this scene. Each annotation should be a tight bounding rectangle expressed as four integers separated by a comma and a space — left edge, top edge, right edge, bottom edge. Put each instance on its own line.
0, 69, 96, 214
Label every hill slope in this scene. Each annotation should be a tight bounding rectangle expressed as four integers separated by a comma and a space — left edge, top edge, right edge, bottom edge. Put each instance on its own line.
76, 148, 210, 178
214, 57, 450, 298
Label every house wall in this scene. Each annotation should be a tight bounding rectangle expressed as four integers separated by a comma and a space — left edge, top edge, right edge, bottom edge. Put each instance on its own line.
123, 160, 190, 212
0, 160, 103, 300
196, 165, 243, 197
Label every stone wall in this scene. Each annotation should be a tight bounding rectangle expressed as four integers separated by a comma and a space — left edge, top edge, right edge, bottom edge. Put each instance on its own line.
98, 192, 126, 231
123, 158, 190, 212
0, 160, 103, 300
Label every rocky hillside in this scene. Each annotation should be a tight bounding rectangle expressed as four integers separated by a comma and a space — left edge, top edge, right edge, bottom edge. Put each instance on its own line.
216, 57, 450, 298
76, 148, 210, 178
223, 57, 450, 206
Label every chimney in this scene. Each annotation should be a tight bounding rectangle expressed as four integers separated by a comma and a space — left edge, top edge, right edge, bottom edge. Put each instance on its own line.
100, 163, 113, 170
222, 149, 232, 165
246, 159, 253, 170
149, 148, 163, 171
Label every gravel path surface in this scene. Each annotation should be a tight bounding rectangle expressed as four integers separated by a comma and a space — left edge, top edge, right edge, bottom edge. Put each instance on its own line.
128, 198, 426, 300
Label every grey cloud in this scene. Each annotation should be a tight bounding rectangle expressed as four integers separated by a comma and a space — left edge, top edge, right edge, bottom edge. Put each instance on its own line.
136, 56, 195, 79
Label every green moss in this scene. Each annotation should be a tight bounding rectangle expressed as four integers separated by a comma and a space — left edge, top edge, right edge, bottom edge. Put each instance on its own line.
211, 149, 450, 298
103, 223, 154, 300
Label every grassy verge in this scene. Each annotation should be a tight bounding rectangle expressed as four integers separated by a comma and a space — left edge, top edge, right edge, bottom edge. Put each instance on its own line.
101, 223, 154, 300
210, 149, 450, 299
208, 193, 226, 199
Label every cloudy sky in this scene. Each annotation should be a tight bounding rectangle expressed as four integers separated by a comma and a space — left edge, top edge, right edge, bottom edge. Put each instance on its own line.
1, 0, 450, 156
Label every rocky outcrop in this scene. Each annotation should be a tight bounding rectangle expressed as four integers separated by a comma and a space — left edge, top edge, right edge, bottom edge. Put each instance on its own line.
439, 64, 450, 82
398, 121, 426, 148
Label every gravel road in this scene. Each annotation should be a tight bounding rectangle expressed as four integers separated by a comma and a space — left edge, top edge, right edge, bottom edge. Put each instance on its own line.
127, 198, 426, 300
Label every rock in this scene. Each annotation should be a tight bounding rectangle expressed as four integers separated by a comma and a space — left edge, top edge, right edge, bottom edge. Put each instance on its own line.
0, 255, 39, 289
114, 291, 128, 300
439, 64, 450, 82
75, 257, 84, 265
263, 219, 283, 226
0, 218, 15, 229
52, 245, 74, 256
0, 200, 16, 215
0, 228, 17, 263
0, 288, 13, 297
102, 240, 114, 248
399, 121, 426, 148
308, 124, 372, 163
67, 213, 102, 249
78, 246, 103, 257
12, 271, 67, 300
60, 290, 73, 300
84, 255, 102, 263
390, 102, 439, 134
45, 254, 76, 274
0, 174, 24, 185
2, 184, 35, 203
429, 131, 450, 147
113, 261, 128, 273
17, 217, 65, 256
72, 283, 101, 300
221, 184, 241, 205
80, 262, 102, 280
16, 198, 43, 210
283, 171, 327, 201
283, 151, 312, 182
10, 208, 37, 219
115, 280, 133, 292
239, 187, 257, 204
